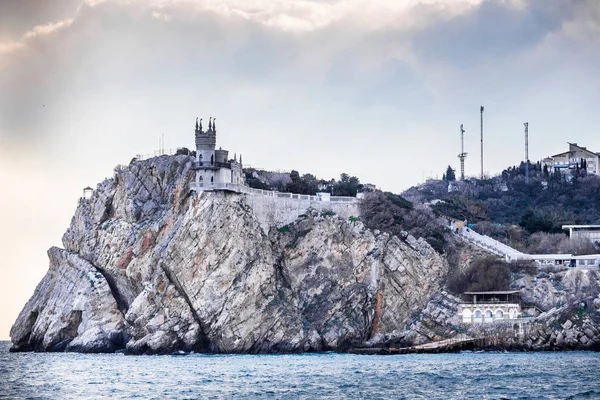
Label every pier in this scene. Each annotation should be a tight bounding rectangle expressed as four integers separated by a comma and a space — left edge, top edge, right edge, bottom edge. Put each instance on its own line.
350, 335, 478, 355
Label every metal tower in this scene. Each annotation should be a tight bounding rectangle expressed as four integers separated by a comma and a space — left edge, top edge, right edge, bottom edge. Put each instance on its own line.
480, 105, 484, 179
458, 124, 467, 180
524, 122, 529, 184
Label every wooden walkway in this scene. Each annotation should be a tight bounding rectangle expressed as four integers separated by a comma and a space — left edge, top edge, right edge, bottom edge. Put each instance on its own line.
350, 334, 477, 355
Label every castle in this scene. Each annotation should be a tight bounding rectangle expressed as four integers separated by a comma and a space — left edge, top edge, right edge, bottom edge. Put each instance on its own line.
187, 117, 360, 231
191, 117, 244, 191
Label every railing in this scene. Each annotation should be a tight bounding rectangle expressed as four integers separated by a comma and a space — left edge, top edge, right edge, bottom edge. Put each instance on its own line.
135, 148, 181, 160
457, 228, 600, 268
458, 228, 525, 260
192, 161, 232, 170
190, 182, 359, 203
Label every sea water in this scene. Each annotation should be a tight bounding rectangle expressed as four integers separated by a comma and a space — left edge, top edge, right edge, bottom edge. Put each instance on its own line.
1, 341, 598, 399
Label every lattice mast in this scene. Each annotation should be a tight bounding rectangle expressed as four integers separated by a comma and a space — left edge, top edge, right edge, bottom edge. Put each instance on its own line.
458, 124, 468, 180
480, 105, 484, 179
524, 122, 529, 184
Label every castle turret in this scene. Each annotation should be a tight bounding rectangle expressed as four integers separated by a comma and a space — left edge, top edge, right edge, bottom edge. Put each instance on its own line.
215, 147, 229, 165
195, 117, 216, 167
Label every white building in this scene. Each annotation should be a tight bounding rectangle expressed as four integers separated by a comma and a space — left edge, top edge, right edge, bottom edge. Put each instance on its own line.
190, 117, 244, 192
459, 291, 522, 324
542, 142, 600, 176
562, 225, 600, 244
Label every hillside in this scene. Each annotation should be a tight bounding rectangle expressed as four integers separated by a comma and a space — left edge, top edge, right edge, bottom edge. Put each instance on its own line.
403, 164, 600, 232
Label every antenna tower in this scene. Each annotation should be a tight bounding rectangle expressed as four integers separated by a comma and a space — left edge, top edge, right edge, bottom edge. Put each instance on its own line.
458, 124, 467, 180
480, 105, 484, 179
524, 122, 529, 184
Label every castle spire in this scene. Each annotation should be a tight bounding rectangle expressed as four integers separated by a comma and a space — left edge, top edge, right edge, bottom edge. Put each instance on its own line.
199, 118, 203, 132
213, 118, 216, 132
208, 117, 212, 131
195, 117, 198, 132
240, 154, 242, 164
234, 153, 237, 162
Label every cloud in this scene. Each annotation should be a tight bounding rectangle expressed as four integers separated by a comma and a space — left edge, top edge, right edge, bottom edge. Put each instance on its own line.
1, 0, 599, 152
413, 0, 578, 67
22, 18, 74, 40
0, 18, 73, 56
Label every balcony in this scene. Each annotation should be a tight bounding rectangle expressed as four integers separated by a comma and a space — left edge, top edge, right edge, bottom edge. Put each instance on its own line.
192, 161, 231, 170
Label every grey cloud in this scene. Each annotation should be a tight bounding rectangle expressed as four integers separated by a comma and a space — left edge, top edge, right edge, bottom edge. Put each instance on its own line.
413, 0, 578, 67
0, 0, 82, 41
2, 0, 599, 146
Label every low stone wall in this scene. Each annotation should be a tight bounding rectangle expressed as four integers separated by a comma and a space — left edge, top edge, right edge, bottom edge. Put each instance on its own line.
245, 194, 361, 232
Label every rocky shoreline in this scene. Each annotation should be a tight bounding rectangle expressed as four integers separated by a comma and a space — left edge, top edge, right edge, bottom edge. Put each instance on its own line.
10, 155, 600, 354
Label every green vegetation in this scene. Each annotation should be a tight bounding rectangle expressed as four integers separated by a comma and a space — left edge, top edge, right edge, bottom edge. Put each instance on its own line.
277, 225, 291, 233
406, 164, 600, 228
447, 257, 511, 294
359, 191, 450, 254
443, 165, 456, 182
243, 168, 365, 196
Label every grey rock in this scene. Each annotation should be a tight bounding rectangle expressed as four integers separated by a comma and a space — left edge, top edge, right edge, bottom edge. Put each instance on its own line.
11, 156, 446, 353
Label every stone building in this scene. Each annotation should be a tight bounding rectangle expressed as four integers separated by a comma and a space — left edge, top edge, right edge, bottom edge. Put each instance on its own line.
191, 117, 244, 191
459, 291, 522, 324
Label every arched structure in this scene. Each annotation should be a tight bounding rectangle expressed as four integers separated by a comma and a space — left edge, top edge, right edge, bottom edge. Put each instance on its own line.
458, 291, 522, 325
484, 310, 493, 323
462, 309, 472, 324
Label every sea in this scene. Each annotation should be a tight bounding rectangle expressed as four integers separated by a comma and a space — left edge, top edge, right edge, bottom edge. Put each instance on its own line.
1, 341, 599, 399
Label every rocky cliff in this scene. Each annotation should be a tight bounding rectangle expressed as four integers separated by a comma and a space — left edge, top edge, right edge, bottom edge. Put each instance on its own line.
11, 155, 600, 354
10, 155, 447, 354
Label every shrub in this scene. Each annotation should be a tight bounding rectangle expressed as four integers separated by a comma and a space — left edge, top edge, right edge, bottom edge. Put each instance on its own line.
447, 256, 511, 295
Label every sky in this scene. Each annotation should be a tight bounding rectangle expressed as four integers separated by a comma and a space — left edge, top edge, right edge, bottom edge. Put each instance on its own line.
1, 0, 599, 340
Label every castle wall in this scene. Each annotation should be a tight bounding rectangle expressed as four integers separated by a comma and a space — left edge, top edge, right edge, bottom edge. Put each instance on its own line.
215, 168, 232, 184
245, 195, 361, 233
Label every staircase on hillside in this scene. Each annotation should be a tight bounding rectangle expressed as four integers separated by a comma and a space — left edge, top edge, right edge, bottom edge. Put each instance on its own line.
457, 227, 526, 261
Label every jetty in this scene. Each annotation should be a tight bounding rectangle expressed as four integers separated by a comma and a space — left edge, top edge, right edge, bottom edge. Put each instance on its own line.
350, 334, 479, 355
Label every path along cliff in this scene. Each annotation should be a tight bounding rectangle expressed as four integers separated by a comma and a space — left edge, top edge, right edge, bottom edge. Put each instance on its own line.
10, 155, 447, 354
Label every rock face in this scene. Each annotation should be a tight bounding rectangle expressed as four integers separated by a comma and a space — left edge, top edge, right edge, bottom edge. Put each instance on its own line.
10, 248, 125, 352
13, 155, 600, 353
11, 155, 447, 353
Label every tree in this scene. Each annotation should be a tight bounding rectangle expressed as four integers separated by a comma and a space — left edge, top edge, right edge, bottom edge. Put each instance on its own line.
333, 173, 362, 196
444, 165, 456, 181
447, 257, 511, 294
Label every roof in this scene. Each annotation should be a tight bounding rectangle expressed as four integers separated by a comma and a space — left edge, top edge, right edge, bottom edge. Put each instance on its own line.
550, 151, 570, 158
464, 291, 520, 295
571, 254, 600, 259
568, 142, 599, 157
562, 225, 600, 229
525, 254, 573, 260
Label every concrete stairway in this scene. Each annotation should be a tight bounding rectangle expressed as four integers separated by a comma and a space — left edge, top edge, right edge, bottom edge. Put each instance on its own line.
458, 227, 526, 261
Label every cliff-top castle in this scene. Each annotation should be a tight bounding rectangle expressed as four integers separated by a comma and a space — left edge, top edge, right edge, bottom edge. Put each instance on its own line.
191, 117, 244, 192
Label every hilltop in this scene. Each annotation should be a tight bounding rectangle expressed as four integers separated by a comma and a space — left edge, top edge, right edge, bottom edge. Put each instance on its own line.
403, 163, 600, 228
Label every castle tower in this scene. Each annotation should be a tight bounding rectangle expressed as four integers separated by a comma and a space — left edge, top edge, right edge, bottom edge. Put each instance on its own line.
191, 116, 245, 191
195, 117, 217, 167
